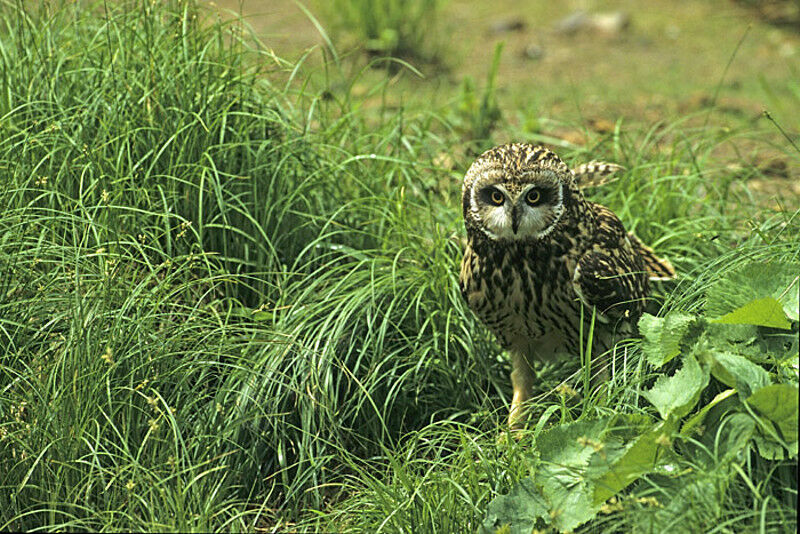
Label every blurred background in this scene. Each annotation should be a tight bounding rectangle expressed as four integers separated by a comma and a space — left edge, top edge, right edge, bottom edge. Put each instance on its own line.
209, 0, 798, 121
207, 0, 800, 195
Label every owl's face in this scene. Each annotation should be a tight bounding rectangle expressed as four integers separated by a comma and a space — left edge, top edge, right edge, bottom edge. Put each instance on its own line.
463, 144, 572, 242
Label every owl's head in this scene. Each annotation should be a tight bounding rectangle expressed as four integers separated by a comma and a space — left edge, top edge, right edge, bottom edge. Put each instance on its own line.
462, 143, 575, 242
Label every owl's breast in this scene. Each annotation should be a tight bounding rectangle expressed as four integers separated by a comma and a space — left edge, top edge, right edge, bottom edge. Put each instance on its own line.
460, 240, 581, 355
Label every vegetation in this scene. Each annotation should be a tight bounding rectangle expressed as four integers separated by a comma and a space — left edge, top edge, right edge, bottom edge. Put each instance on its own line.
313, 0, 442, 61
0, 1, 796, 532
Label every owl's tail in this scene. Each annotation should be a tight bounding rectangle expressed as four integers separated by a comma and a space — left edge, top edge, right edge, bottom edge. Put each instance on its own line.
627, 232, 676, 281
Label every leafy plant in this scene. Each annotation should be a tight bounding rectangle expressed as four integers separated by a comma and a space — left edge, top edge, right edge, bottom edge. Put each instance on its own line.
483, 260, 798, 533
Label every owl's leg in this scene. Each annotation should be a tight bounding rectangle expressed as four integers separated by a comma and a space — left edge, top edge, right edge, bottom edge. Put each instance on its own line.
508, 352, 535, 430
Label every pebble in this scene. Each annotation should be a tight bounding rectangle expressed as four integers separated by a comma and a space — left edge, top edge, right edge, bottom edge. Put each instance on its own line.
523, 44, 545, 60
489, 18, 526, 34
555, 11, 630, 36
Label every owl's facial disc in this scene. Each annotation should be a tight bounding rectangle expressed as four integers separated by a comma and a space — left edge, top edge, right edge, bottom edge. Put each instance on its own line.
472, 175, 564, 241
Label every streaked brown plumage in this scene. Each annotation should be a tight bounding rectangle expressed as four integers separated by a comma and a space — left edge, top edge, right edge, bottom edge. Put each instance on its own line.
459, 143, 674, 428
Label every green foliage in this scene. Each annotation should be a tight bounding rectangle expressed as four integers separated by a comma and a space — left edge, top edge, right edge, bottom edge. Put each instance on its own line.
1, 1, 798, 533
713, 297, 793, 329
454, 42, 504, 153
0, 1, 502, 530
706, 261, 799, 322
484, 259, 798, 532
643, 354, 709, 420
315, 0, 442, 60
639, 312, 696, 367
483, 415, 675, 532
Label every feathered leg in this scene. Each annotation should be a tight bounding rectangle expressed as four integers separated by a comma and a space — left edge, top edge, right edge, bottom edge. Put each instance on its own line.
509, 352, 535, 430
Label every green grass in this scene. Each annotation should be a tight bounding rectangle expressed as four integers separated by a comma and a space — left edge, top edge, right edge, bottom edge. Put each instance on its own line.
312, 0, 442, 61
1, 1, 797, 532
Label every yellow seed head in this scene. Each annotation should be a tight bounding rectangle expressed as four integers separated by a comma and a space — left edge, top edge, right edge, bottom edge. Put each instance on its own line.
101, 347, 114, 365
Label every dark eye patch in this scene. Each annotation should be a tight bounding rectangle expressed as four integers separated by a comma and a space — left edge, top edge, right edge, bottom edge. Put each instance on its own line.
479, 187, 505, 206
524, 186, 556, 206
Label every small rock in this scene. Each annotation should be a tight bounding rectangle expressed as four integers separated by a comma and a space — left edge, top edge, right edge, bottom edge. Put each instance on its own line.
779, 42, 796, 57
489, 18, 526, 34
591, 12, 630, 34
523, 44, 545, 60
682, 92, 713, 112
555, 10, 630, 36
556, 129, 587, 146
433, 151, 455, 170
555, 11, 589, 34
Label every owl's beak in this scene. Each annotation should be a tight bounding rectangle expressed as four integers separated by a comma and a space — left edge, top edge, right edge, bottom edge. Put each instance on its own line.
511, 204, 522, 234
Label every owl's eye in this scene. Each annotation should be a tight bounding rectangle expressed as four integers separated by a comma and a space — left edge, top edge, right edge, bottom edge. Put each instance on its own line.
490, 190, 505, 205
526, 189, 541, 205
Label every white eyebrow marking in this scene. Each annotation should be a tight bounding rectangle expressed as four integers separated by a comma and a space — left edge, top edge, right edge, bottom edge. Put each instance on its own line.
493, 184, 511, 197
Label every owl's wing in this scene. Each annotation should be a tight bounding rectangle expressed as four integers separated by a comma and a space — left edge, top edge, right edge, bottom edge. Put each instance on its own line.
626, 232, 676, 281
572, 251, 648, 322
572, 204, 649, 322
571, 161, 624, 189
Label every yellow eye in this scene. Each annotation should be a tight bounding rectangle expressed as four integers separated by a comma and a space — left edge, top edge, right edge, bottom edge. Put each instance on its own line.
490, 190, 504, 205
526, 189, 541, 205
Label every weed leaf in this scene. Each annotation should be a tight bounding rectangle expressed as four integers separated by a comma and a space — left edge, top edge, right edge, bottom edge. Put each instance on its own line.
708, 351, 772, 398
747, 384, 799, 446
639, 312, 697, 368
713, 413, 758, 463
533, 419, 609, 530
706, 261, 800, 322
712, 296, 792, 330
591, 418, 677, 505
481, 477, 548, 534
681, 388, 737, 437
643, 354, 709, 420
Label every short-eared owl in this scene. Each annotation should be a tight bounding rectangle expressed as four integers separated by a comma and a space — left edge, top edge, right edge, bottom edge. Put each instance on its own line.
459, 143, 674, 428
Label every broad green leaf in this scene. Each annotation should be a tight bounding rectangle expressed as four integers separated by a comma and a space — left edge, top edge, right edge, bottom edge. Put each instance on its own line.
639, 312, 697, 368
708, 351, 771, 398
776, 274, 799, 322
752, 431, 792, 460
681, 389, 736, 437
706, 322, 758, 344
536, 417, 611, 466
706, 261, 799, 321
712, 297, 792, 330
711, 413, 756, 463
484, 419, 611, 533
482, 477, 548, 534
535, 466, 596, 532
536, 416, 652, 530
643, 354, 709, 420
534, 419, 608, 530
747, 384, 799, 444
592, 419, 676, 505
751, 416, 797, 460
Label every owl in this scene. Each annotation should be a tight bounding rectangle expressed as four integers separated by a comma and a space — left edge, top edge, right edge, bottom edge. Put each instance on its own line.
459, 143, 674, 428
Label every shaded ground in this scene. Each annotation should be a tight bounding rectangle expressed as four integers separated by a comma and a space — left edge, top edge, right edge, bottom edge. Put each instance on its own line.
207, 0, 800, 205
